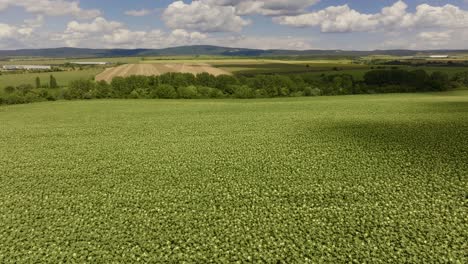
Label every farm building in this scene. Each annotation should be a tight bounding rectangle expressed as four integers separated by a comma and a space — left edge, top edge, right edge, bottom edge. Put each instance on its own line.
2, 65, 51, 70
70, 62, 109, 65
429, 55, 449, 58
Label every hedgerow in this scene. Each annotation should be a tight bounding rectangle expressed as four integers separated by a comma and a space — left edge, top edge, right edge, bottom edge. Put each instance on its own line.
1, 69, 465, 105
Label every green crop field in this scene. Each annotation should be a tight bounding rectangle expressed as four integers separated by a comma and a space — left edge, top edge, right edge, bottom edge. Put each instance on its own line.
0, 91, 467, 262
214, 62, 467, 79
0, 57, 141, 65
1, 57, 465, 86
217, 62, 369, 75
0, 69, 103, 89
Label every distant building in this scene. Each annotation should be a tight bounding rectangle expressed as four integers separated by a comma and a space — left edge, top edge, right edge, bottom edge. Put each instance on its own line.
70, 62, 109, 65
2, 65, 51, 70
429, 55, 449, 58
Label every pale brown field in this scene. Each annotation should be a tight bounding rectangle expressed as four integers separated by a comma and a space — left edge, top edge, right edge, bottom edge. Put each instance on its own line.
95, 63, 231, 82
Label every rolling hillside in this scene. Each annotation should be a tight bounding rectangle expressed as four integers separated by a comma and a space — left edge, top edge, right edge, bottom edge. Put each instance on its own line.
0, 45, 467, 58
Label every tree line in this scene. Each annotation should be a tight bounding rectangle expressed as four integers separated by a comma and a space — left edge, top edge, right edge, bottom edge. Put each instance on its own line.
1, 69, 466, 105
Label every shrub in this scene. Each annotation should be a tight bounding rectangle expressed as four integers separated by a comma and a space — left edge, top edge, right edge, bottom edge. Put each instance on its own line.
16, 84, 34, 95
304, 87, 321, 96
24, 91, 43, 103
230, 85, 254, 99
429, 72, 450, 91
255, 89, 269, 98
111, 77, 131, 98
36, 88, 50, 99
452, 71, 468, 87
61, 88, 71, 100
46, 95, 57, 101
196, 86, 215, 98
69, 79, 95, 99
409, 70, 429, 91
109, 75, 149, 98
35, 77, 41, 89
151, 84, 177, 99
129, 88, 149, 99
279, 87, 290, 97
3, 93, 26, 104
361, 69, 453, 93
196, 73, 217, 88
50, 75, 58, 88
4, 86, 15, 94
311, 88, 322, 96
178, 86, 199, 99
290, 91, 305, 97
91, 81, 112, 99
215, 75, 238, 91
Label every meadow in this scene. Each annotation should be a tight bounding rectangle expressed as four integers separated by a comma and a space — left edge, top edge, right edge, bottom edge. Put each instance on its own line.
0, 68, 102, 90
216, 62, 468, 80
1, 57, 466, 91
0, 57, 141, 65
0, 91, 466, 262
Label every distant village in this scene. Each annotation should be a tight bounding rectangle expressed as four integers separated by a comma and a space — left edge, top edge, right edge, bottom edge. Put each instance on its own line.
1, 61, 110, 71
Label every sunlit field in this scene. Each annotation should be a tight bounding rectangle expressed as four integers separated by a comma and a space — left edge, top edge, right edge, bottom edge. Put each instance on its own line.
1, 91, 466, 262
0, 69, 102, 89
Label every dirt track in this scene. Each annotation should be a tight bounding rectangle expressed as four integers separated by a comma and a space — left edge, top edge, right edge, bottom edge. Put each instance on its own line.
95, 63, 231, 83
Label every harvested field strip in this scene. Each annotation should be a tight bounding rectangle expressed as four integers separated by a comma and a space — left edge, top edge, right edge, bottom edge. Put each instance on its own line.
95, 63, 231, 83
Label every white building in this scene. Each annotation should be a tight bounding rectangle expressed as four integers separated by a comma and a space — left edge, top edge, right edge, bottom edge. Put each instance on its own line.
2, 65, 52, 70
70, 62, 109, 65
429, 55, 449, 58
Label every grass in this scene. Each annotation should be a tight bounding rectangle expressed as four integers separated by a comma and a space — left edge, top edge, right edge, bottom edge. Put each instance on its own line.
0, 91, 467, 262
2, 57, 465, 85
0, 69, 103, 89
0, 57, 142, 65
221, 63, 467, 80
1, 57, 351, 66
217, 62, 369, 75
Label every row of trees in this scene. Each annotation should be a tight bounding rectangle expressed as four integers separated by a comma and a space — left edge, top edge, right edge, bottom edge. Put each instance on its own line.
0, 75, 59, 104
62, 69, 457, 100
61, 73, 323, 100
363, 69, 452, 92
0, 85, 56, 105
33, 75, 58, 89
6, 75, 59, 91
1, 70, 465, 105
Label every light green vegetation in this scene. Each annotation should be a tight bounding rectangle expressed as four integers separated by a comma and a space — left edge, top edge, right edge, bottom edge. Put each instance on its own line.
141, 58, 354, 64
0, 57, 141, 65
2, 56, 466, 84
419, 66, 468, 77
141, 55, 251, 61
0, 91, 467, 262
217, 62, 368, 75
0, 69, 103, 89
216, 62, 467, 80
293, 66, 468, 81
1, 55, 256, 66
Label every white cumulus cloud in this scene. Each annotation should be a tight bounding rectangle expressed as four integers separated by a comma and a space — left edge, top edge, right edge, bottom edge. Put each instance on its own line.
0, 22, 38, 49
162, 1, 251, 33
275, 5, 378, 32
276, 1, 468, 33
56, 17, 208, 49
417, 31, 452, 46
65, 17, 123, 34
203, 0, 320, 15
0, 0, 101, 19
124, 9, 152, 17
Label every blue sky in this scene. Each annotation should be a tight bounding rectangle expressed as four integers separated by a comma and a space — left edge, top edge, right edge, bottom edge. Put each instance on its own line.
0, 0, 467, 50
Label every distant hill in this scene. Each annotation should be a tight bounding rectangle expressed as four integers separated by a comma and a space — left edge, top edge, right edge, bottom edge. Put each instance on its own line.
0, 45, 466, 58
